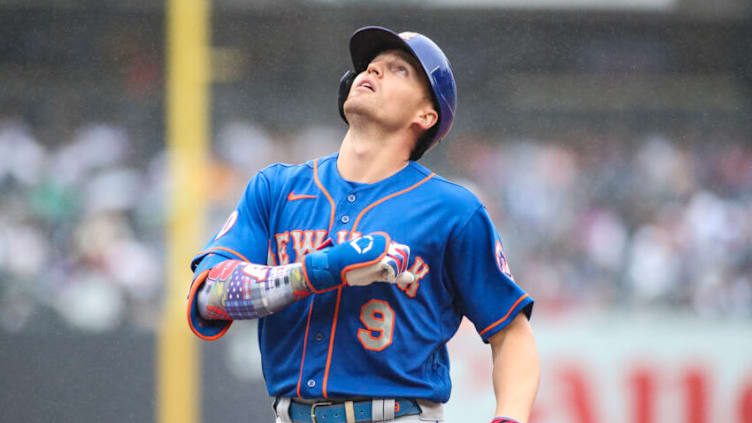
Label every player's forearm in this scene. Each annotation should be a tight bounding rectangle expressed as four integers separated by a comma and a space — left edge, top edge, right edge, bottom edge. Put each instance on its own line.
489, 313, 540, 423
194, 233, 412, 321
196, 260, 311, 321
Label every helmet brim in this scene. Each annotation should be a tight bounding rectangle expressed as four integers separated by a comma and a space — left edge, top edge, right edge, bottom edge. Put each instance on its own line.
350, 26, 419, 74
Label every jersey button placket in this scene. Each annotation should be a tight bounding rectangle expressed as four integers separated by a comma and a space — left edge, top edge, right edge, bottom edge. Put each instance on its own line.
334, 192, 359, 233
329, 192, 362, 247
301, 323, 327, 397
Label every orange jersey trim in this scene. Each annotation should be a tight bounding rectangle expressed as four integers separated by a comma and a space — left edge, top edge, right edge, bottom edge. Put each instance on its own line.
322, 286, 343, 399
194, 246, 251, 263
350, 173, 436, 233
313, 158, 336, 234
186, 270, 232, 341
296, 159, 336, 399
296, 297, 316, 399
320, 173, 435, 398
478, 293, 530, 337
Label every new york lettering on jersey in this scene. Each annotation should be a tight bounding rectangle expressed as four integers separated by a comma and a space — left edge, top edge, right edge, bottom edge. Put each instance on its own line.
191, 152, 533, 403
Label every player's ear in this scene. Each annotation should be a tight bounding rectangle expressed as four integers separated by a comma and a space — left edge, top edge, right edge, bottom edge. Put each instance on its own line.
414, 106, 438, 132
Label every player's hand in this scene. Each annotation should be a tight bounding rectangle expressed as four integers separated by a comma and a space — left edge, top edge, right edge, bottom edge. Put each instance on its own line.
302, 232, 414, 293
345, 238, 414, 287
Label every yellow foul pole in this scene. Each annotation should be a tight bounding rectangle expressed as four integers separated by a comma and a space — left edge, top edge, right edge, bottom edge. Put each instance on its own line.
159, 0, 209, 422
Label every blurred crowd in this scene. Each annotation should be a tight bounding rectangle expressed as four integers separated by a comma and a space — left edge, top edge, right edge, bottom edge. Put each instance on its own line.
447, 127, 752, 318
0, 117, 166, 333
0, 115, 750, 334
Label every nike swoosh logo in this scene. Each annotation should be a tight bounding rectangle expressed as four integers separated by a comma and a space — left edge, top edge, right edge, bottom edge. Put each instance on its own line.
287, 190, 318, 201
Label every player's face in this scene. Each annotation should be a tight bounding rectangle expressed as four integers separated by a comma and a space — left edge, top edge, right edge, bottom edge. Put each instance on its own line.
344, 50, 437, 139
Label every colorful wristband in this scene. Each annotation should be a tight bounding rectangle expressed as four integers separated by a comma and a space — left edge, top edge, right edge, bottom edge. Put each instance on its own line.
491, 418, 520, 423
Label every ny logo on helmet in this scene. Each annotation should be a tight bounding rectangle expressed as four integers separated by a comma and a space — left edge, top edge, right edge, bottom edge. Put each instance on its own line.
399, 32, 419, 41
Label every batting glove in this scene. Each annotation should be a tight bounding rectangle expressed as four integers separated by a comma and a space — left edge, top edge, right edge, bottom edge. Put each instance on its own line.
302, 232, 414, 293
346, 238, 414, 287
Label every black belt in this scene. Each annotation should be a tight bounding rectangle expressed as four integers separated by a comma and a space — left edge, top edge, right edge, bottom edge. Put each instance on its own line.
288, 399, 421, 423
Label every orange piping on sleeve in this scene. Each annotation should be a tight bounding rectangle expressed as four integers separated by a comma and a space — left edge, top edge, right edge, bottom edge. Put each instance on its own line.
479, 293, 530, 337
186, 269, 232, 341
194, 246, 251, 263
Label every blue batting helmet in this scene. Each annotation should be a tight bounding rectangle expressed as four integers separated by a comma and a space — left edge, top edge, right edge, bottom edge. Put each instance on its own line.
338, 26, 457, 161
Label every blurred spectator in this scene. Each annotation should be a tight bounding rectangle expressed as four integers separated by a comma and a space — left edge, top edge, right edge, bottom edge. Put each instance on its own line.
446, 128, 752, 318
0, 118, 46, 187
1, 114, 750, 334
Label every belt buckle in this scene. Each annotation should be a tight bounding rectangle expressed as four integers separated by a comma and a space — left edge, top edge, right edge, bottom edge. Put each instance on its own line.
310, 401, 332, 423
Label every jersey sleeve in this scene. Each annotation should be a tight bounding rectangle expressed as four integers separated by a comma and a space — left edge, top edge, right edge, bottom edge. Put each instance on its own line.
446, 206, 534, 343
191, 170, 273, 273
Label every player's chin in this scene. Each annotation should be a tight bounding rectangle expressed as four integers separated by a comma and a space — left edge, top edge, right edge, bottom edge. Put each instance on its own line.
343, 99, 373, 121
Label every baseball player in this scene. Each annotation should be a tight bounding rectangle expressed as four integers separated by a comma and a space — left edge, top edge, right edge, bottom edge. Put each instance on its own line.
187, 26, 539, 423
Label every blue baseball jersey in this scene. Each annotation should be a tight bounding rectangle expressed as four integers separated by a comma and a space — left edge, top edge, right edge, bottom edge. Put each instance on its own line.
191, 152, 533, 403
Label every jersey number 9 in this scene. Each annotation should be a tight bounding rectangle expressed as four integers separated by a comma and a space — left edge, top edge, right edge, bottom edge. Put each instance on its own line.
357, 299, 395, 351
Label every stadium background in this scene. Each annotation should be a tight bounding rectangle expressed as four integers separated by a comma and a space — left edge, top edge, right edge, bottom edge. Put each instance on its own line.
0, 0, 751, 422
